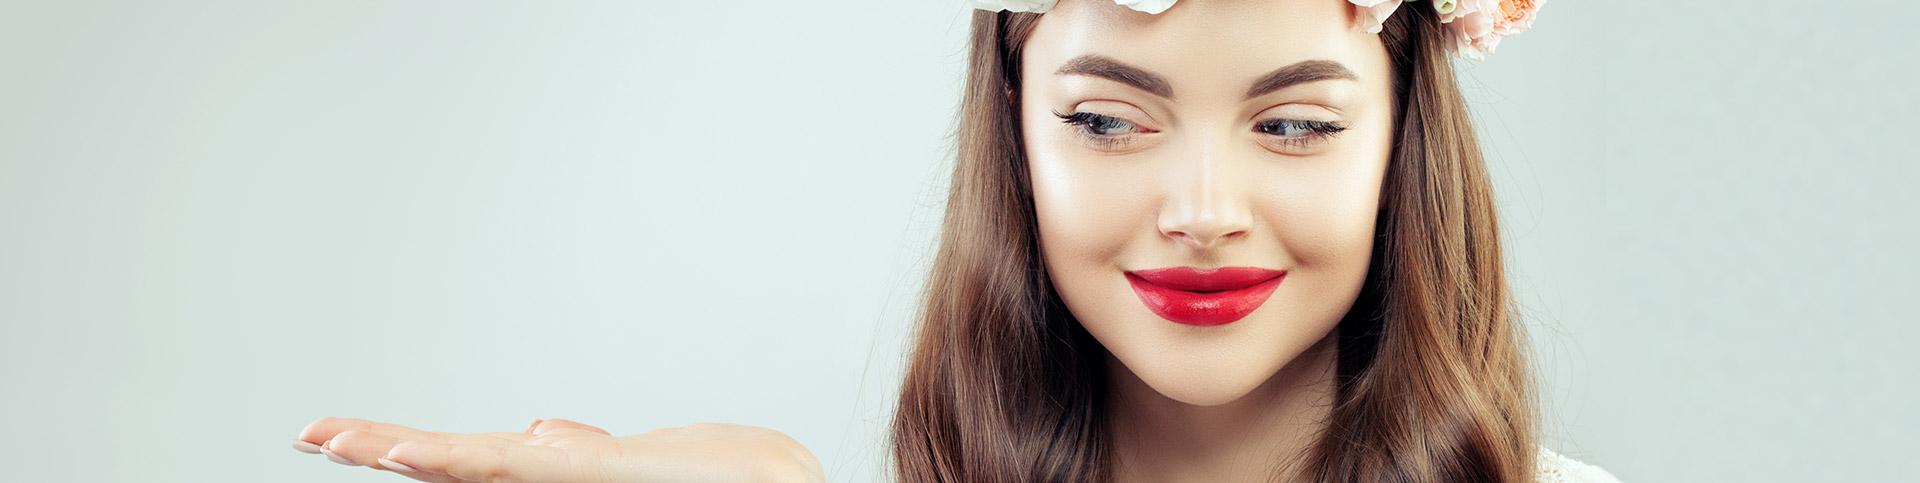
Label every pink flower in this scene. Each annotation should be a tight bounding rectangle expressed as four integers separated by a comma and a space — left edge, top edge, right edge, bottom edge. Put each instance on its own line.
1448, 0, 1544, 61
1492, 0, 1545, 36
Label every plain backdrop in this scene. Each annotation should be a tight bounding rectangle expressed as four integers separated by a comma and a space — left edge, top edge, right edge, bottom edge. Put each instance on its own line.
2, 1, 1914, 481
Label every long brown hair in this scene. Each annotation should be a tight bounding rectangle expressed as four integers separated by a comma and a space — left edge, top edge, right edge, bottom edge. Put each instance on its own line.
890, 5, 1536, 482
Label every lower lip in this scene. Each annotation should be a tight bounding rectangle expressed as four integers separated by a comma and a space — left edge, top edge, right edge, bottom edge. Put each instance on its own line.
1125, 272, 1286, 326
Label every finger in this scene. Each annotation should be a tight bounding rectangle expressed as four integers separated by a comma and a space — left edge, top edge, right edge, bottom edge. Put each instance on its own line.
386, 440, 576, 483
299, 417, 443, 447
531, 418, 611, 436
302, 435, 461, 483
375, 454, 469, 483
320, 433, 470, 483
318, 440, 361, 467
382, 441, 505, 483
329, 430, 418, 471
292, 439, 323, 454
299, 418, 531, 449
327, 432, 468, 483
374, 457, 468, 483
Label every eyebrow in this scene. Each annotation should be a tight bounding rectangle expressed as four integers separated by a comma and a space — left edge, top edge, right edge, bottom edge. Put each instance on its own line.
1053, 54, 1360, 101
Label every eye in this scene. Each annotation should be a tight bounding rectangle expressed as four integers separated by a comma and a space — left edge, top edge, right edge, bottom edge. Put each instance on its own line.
1052, 109, 1152, 151
1254, 118, 1349, 151
1055, 110, 1140, 135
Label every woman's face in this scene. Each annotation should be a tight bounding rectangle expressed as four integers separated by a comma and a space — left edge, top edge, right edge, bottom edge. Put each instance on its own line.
1023, 0, 1394, 406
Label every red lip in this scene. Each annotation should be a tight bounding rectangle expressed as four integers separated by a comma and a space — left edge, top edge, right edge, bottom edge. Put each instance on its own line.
1125, 267, 1286, 326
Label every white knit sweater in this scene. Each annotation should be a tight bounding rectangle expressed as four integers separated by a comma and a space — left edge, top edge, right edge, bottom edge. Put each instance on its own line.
1538, 448, 1623, 483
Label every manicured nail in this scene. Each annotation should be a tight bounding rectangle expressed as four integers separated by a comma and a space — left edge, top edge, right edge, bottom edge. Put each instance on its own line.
525, 419, 545, 434
321, 448, 360, 466
378, 458, 417, 473
292, 440, 323, 454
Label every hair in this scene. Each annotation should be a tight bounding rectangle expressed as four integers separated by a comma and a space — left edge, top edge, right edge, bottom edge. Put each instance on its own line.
890, 4, 1536, 482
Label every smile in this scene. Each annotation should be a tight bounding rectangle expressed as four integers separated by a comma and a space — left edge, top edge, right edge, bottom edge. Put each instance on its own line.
1124, 266, 1287, 326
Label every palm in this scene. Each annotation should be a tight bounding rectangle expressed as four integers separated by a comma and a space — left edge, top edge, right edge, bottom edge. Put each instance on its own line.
294, 417, 824, 483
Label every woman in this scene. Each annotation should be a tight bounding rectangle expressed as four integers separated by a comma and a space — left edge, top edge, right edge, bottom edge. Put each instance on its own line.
293, 1, 1620, 481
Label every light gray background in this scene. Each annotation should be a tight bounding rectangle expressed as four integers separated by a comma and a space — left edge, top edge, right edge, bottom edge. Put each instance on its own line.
1, 1, 1912, 482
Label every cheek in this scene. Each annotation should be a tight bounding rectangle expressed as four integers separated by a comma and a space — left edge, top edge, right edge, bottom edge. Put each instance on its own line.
1028, 139, 1155, 273
1256, 165, 1383, 272
1247, 156, 1390, 348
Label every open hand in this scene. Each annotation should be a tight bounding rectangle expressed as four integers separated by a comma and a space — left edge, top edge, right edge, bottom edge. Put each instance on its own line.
292, 417, 825, 483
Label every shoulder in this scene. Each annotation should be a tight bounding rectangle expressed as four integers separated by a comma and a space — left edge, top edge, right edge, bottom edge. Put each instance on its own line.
1536, 447, 1623, 483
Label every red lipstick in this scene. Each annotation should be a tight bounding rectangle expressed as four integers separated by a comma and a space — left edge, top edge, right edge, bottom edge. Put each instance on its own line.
1124, 267, 1286, 326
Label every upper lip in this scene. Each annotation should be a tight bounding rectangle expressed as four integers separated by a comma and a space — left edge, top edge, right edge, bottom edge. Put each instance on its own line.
1125, 266, 1286, 292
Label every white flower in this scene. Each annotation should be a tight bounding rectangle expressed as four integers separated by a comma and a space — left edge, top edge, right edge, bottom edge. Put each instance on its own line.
1113, 0, 1178, 14
970, 0, 1058, 13
1346, 0, 1401, 34
970, 0, 1177, 15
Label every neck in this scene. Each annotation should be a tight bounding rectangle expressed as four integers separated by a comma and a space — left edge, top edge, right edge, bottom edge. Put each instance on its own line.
1105, 333, 1339, 483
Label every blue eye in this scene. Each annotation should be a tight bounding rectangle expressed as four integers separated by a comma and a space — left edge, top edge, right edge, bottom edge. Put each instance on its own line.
1253, 118, 1349, 151
1256, 118, 1347, 138
1054, 110, 1137, 136
1048, 110, 1349, 152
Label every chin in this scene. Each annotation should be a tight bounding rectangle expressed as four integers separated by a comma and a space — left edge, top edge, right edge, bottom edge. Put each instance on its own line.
1053, 259, 1358, 411
1143, 373, 1270, 407
1091, 300, 1342, 409
1105, 334, 1294, 407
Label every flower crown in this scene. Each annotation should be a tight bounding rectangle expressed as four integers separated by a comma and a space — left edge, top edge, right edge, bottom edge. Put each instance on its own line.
969, 0, 1544, 61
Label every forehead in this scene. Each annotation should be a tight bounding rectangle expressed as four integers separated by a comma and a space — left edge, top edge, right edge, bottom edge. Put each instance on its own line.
1022, 0, 1387, 97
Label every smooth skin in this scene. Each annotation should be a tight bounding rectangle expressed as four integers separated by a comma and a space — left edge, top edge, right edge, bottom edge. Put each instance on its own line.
293, 0, 1390, 481
1022, 0, 1391, 481
292, 417, 823, 482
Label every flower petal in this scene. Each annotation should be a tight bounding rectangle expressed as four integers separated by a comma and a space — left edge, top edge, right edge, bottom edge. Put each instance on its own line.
1113, 0, 1178, 15
1354, 1, 1399, 34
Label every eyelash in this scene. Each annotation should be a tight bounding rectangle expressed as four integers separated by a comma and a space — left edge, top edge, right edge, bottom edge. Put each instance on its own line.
1051, 109, 1349, 151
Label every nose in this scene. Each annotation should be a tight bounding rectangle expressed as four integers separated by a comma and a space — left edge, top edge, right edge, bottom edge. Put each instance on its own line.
1158, 143, 1254, 251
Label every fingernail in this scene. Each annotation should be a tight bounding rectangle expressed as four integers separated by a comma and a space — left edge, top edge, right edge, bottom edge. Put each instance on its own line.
378, 458, 417, 473
292, 440, 323, 454
321, 448, 360, 466
525, 419, 544, 434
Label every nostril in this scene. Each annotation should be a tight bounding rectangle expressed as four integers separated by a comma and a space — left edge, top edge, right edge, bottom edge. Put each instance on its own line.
1163, 231, 1199, 245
